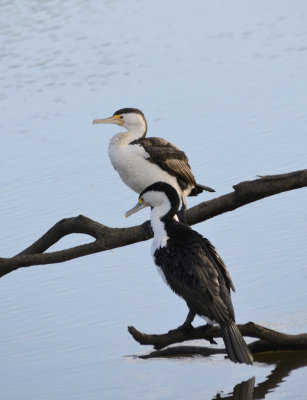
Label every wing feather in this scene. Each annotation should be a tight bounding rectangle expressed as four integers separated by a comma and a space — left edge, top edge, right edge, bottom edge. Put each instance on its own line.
201, 238, 235, 292
154, 224, 235, 324
131, 137, 196, 190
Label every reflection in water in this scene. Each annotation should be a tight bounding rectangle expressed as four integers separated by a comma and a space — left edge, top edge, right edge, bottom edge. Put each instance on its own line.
214, 377, 255, 400
213, 351, 307, 399
253, 351, 307, 399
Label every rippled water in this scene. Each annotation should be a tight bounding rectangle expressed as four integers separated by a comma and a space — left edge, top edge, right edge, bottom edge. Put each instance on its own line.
1, 0, 307, 398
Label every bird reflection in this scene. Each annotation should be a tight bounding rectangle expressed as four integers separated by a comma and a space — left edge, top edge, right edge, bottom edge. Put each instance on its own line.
213, 377, 255, 400
212, 351, 307, 399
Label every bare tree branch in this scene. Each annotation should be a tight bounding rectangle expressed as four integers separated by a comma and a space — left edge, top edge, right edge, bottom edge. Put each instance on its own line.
127, 321, 307, 357
187, 169, 307, 225
0, 169, 306, 278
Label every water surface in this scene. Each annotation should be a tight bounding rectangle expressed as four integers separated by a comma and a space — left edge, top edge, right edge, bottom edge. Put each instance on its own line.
1, 0, 307, 398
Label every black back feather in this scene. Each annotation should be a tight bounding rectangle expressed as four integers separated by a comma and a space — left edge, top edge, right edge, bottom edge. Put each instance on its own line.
154, 221, 235, 324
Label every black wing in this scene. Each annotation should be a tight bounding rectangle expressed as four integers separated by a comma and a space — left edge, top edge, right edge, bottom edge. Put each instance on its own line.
155, 223, 235, 324
200, 237, 235, 292
131, 137, 196, 191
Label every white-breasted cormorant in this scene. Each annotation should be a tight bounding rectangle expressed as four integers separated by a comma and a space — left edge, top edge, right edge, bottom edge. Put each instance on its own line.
93, 108, 214, 221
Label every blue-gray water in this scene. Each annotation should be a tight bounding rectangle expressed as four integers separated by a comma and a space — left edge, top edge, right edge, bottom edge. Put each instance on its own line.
1, 0, 307, 398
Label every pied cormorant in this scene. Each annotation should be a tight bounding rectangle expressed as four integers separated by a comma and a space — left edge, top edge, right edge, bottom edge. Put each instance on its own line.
93, 108, 214, 221
125, 182, 253, 365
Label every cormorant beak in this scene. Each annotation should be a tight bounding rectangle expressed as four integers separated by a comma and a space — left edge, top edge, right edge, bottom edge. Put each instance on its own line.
92, 116, 123, 126
125, 202, 150, 218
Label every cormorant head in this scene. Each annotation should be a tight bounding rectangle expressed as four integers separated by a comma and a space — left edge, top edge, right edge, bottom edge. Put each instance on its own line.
93, 107, 147, 137
125, 182, 180, 221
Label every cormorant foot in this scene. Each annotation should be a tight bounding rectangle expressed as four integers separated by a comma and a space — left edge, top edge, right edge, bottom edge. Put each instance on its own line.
202, 324, 218, 345
168, 323, 193, 334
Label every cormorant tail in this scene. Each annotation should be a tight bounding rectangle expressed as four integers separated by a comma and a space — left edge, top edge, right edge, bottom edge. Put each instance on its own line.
220, 322, 253, 365
189, 183, 215, 196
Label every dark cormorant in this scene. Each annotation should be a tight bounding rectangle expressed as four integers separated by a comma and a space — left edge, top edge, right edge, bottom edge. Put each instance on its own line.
125, 181, 253, 365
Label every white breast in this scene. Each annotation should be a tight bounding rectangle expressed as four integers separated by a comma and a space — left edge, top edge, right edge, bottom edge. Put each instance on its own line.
150, 208, 169, 255
151, 219, 169, 285
108, 133, 191, 200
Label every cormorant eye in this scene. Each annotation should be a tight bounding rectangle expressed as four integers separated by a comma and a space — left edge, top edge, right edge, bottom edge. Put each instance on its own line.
119, 116, 123, 119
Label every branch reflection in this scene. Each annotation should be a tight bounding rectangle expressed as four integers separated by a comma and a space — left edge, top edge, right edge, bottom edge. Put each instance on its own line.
212, 351, 307, 399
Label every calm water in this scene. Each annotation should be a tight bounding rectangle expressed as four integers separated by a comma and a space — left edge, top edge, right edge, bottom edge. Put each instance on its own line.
1, 0, 307, 398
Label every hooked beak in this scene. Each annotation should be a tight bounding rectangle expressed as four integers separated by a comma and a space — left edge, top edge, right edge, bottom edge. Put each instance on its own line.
92, 116, 123, 126
125, 201, 150, 218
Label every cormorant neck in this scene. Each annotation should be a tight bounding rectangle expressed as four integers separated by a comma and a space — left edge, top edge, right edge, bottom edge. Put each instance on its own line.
151, 207, 170, 254
125, 119, 147, 141
150, 195, 176, 225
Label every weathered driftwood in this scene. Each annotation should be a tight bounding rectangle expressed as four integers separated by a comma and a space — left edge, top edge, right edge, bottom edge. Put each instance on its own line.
0, 169, 306, 278
128, 322, 307, 358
